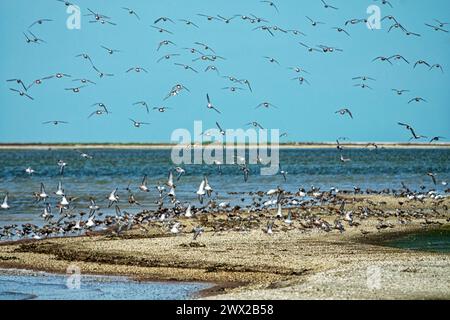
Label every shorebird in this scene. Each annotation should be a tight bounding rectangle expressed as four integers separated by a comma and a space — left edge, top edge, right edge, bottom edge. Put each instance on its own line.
129, 119, 150, 128
25, 167, 35, 175
75, 150, 93, 159
139, 175, 150, 192
122, 7, 140, 20
1, 193, 10, 210
43, 120, 68, 126
260, 1, 279, 13
107, 188, 119, 207
175, 167, 185, 180
101, 45, 121, 55
256, 102, 277, 109
246, 121, 264, 129
335, 108, 353, 119
9, 88, 34, 100
57, 160, 67, 175
54, 181, 64, 196
340, 155, 351, 162
392, 89, 410, 96
29, 19, 53, 28
429, 136, 446, 143
206, 94, 221, 114
179, 19, 199, 28
197, 179, 206, 204
133, 101, 150, 114
321, 0, 338, 10
408, 97, 427, 104
427, 173, 437, 185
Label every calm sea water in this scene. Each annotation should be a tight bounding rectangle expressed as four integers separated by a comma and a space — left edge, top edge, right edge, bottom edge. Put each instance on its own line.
0, 148, 448, 227
0, 269, 211, 300
386, 229, 450, 253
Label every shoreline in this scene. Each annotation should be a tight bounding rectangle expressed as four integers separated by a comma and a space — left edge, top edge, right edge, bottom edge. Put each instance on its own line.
0, 142, 449, 150
1, 193, 449, 300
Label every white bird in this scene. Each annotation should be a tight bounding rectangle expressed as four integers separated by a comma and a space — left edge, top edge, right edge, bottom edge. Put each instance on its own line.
55, 181, 64, 196
1, 193, 10, 209
285, 211, 293, 225
167, 171, 175, 188
197, 179, 206, 204
107, 188, 119, 207
25, 167, 35, 175
185, 204, 193, 218
204, 176, 213, 197
171, 222, 181, 234
139, 175, 150, 192
276, 203, 283, 218
60, 195, 70, 207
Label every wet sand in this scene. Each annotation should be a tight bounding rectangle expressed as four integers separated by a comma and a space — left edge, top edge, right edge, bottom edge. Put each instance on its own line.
0, 195, 449, 300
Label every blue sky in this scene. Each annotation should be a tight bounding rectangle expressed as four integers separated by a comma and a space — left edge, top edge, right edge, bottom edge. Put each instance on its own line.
0, 0, 449, 143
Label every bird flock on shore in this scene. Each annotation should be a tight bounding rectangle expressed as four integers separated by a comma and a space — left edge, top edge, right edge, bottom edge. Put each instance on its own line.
1, 0, 449, 240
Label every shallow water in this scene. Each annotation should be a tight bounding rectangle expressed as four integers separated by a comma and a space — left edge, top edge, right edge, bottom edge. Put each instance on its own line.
0, 269, 211, 300
386, 229, 450, 253
0, 148, 448, 227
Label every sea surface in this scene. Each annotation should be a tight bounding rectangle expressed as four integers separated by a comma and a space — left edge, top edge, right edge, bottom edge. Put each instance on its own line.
0, 269, 211, 300
0, 148, 449, 227
386, 228, 450, 253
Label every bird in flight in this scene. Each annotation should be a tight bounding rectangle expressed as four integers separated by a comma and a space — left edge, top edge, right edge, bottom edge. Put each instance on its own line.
408, 97, 427, 104
9, 88, 34, 100
429, 136, 446, 143
256, 102, 278, 109
306, 16, 325, 27
260, 1, 279, 13
101, 45, 121, 55
206, 94, 221, 114
133, 101, 150, 114
122, 7, 140, 20
43, 120, 68, 126
335, 108, 353, 119
321, 0, 338, 10
129, 119, 150, 128
29, 18, 53, 28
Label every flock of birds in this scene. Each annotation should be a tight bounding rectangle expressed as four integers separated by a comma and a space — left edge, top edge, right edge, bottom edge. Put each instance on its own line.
1, 1, 449, 240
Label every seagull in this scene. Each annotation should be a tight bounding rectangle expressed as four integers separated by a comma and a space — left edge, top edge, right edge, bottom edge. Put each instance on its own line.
372, 56, 393, 65
414, 60, 431, 69
157, 53, 180, 63
57, 160, 67, 175
101, 45, 121, 55
398, 122, 421, 140
29, 19, 53, 28
353, 76, 375, 81
340, 155, 351, 162
217, 15, 239, 24
332, 27, 350, 36
389, 54, 410, 64
263, 56, 280, 65
429, 136, 446, 143
157, 40, 176, 51
292, 76, 310, 85
178, 19, 199, 28
6, 79, 28, 91
205, 65, 220, 75
107, 188, 119, 207
424, 23, 449, 33
1, 193, 10, 210
139, 175, 150, 192
92, 65, 114, 78
150, 25, 173, 34
9, 88, 34, 100
335, 108, 353, 119
197, 179, 206, 204
392, 89, 410, 95
246, 121, 264, 129
43, 120, 68, 125
408, 97, 427, 104
197, 14, 221, 22
216, 122, 225, 136
306, 16, 325, 27
288, 67, 309, 74
260, 1, 279, 12
256, 102, 278, 109
253, 25, 275, 37
25, 167, 35, 175
153, 107, 171, 113
75, 150, 93, 159
427, 173, 437, 185
429, 64, 444, 73
174, 63, 198, 73
321, 0, 338, 10
133, 101, 149, 114
299, 42, 321, 53
374, 0, 393, 7
353, 83, 372, 89
122, 7, 140, 20
129, 119, 150, 128
65, 86, 86, 93
175, 167, 185, 180
72, 78, 96, 85
206, 94, 221, 114
126, 67, 148, 73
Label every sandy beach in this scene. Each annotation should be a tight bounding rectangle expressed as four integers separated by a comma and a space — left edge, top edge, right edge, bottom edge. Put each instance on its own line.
1, 194, 449, 300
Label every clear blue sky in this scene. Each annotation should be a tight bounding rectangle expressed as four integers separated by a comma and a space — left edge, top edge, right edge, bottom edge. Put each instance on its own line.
1, 0, 449, 143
